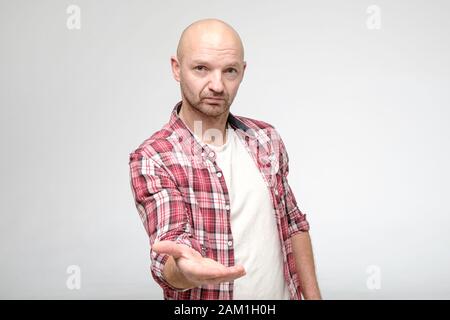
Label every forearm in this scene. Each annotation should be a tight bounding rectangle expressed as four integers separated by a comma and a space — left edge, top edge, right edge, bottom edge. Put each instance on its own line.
291, 231, 322, 300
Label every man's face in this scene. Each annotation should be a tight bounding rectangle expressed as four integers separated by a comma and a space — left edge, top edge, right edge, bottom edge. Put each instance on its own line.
172, 36, 246, 118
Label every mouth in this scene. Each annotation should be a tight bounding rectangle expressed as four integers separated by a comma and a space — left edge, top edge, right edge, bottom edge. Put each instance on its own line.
202, 97, 225, 104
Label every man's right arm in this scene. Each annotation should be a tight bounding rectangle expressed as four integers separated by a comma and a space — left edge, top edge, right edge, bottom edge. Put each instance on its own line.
129, 152, 245, 291
129, 152, 201, 291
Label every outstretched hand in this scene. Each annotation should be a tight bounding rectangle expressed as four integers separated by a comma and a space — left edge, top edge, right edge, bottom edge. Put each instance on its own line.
152, 240, 246, 288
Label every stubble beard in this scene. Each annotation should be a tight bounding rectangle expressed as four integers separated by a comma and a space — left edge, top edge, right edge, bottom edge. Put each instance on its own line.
182, 87, 231, 119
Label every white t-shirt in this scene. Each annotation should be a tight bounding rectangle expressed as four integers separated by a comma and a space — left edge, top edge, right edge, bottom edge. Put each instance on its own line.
206, 125, 291, 300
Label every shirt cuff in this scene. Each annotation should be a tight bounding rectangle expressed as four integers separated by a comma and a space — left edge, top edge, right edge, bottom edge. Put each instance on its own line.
287, 206, 310, 238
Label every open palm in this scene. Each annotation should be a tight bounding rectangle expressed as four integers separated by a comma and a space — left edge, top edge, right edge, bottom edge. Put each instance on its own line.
152, 240, 246, 287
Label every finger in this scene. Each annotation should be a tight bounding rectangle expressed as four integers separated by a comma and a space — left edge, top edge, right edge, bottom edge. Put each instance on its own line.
203, 277, 235, 285
181, 258, 244, 281
203, 270, 247, 285
228, 265, 246, 276
200, 264, 246, 281
152, 240, 185, 259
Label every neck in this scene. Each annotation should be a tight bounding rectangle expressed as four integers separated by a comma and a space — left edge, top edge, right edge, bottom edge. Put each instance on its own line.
178, 100, 229, 146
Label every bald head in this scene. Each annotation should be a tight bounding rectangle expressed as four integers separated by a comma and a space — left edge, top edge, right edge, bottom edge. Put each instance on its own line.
171, 19, 246, 120
176, 19, 245, 63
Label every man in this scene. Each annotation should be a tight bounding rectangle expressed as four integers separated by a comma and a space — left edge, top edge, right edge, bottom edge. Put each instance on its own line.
129, 19, 321, 300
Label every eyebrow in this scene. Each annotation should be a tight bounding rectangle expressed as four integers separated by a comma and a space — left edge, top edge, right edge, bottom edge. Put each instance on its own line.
225, 62, 240, 68
191, 60, 241, 68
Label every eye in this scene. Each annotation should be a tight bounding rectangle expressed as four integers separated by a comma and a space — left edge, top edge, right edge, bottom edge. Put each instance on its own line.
225, 68, 238, 74
194, 65, 207, 71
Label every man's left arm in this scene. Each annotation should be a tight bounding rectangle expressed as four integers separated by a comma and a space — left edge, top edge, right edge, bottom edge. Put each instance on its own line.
291, 231, 322, 300
275, 130, 322, 300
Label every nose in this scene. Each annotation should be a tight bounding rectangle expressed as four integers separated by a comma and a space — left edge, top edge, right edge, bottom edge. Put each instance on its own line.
208, 70, 224, 94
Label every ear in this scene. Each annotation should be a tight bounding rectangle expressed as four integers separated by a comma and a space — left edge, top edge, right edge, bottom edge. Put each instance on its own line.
240, 61, 247, 82
170, 55, 181, 82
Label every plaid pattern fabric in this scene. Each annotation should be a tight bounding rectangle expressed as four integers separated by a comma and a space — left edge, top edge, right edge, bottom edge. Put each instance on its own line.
129, 101, 310, 300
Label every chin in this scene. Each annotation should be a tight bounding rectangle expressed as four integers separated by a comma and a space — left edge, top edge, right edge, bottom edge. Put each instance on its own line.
199, 102, 228, 117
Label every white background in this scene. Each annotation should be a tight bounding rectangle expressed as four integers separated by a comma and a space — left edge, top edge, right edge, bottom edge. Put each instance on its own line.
1, 0, 449, 299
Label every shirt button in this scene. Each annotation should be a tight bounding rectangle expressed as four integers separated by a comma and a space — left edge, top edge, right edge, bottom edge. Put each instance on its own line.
225, 204, 230, 211
275, 189, 279, 196
227, 241, 233, 247
208, 151, 215, 158
216, 172, 222, 178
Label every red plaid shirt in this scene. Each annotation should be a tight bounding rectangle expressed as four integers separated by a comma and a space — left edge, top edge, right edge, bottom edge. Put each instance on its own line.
129, 101, 310, 300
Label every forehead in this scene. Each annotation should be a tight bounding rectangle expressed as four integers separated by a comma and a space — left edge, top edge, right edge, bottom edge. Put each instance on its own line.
183, 31, 243, 62
185, 44, 243, 66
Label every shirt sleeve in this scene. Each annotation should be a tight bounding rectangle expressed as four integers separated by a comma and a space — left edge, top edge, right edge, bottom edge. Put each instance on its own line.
277, 135, 311, 237
129, 152, 202, 292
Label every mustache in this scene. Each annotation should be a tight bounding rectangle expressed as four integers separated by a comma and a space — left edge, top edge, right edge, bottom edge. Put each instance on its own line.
201, 96, 227, 100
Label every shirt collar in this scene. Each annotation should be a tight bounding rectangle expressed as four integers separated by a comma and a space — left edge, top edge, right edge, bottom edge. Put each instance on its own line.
168, 101, 261, 162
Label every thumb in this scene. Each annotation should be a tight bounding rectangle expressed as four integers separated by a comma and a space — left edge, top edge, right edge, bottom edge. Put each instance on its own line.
152, 240, 185, 259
